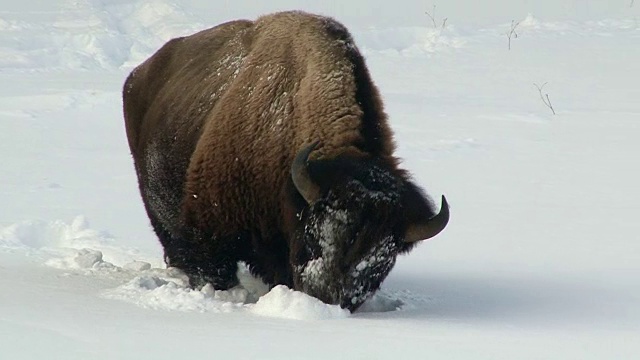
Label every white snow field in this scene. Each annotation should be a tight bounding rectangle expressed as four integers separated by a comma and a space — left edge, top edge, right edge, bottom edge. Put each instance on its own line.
1, 0, 639, 358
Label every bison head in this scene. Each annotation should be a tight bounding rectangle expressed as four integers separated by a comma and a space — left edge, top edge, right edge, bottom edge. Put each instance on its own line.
289, 143, 449, 311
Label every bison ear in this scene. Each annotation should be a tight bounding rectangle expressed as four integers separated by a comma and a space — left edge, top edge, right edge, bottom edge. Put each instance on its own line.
403, 181, 449, 243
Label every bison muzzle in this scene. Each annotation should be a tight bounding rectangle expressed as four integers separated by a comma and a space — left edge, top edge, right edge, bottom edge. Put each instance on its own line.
123, 11, 449, 311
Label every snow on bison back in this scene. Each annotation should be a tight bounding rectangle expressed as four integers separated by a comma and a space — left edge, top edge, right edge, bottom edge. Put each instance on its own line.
122, 10, 449, 312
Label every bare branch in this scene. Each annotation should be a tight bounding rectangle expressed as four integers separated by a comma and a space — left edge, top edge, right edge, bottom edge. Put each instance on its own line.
425, 5, 437, 28
425, 5, 448, 34
534, 82, 556, 115
631, 0, 635, 8
507, 20, 520, 50
545, 94, 555, 114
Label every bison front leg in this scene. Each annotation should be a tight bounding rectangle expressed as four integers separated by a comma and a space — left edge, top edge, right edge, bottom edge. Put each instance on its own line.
163, 229, 246, 290
172, 256, 239, 289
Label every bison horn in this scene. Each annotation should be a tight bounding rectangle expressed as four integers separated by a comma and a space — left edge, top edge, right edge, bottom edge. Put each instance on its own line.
291, 142, 322, 204
404, 195, 450, 243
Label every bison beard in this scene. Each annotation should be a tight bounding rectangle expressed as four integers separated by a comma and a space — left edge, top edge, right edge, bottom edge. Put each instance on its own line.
123, 11, 449, 311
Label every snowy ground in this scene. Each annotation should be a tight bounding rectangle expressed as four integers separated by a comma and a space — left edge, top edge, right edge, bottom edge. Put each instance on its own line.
1, 0, 639, 359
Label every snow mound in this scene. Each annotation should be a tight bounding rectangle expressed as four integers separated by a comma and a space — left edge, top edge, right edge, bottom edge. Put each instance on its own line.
251, 285, 350, 320
46, 248, 119, 271
104, 269, 250, 313
499, 14, 640, 36
0, 216, 160, 268
0, 216, 99, 249
0, 0, 203, 70
122, 260, 153, 271
513, 14, 573, 33
107, 272, 353, 319
356, 291, 405, 313
355, 26, 465, 56
106, 267, 410, 318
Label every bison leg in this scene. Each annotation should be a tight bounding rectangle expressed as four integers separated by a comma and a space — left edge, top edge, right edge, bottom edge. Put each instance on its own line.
244, 234, 294, 288
146, 213, 242, 290
167, 249, 240, 290
163, 233, 245, 290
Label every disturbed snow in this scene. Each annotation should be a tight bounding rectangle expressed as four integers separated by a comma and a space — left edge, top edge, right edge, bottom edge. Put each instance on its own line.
0, 217, 404, 319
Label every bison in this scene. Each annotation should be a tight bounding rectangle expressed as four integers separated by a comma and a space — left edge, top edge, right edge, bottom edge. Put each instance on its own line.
123, 11, 449, 311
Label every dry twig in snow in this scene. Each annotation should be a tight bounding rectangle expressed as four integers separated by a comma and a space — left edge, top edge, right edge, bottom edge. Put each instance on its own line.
534, 82, 556, 115
507, 20, 520, 50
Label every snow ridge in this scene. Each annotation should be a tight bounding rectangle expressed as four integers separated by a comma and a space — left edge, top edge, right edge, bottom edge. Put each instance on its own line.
0, 0, 203, 70
2, 4, 636, 72
0, 215, 159, 267
252, 285, 350, 320
0, 217, 410, 319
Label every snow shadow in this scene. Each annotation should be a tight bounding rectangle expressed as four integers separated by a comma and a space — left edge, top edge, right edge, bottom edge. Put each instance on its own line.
384, 273, 638, 330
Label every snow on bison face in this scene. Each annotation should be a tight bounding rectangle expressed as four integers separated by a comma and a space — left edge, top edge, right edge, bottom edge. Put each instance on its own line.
289, 144, 449, 311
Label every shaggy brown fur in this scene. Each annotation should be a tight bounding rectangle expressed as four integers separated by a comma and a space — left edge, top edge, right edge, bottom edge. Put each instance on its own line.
123, 11, 446, 308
